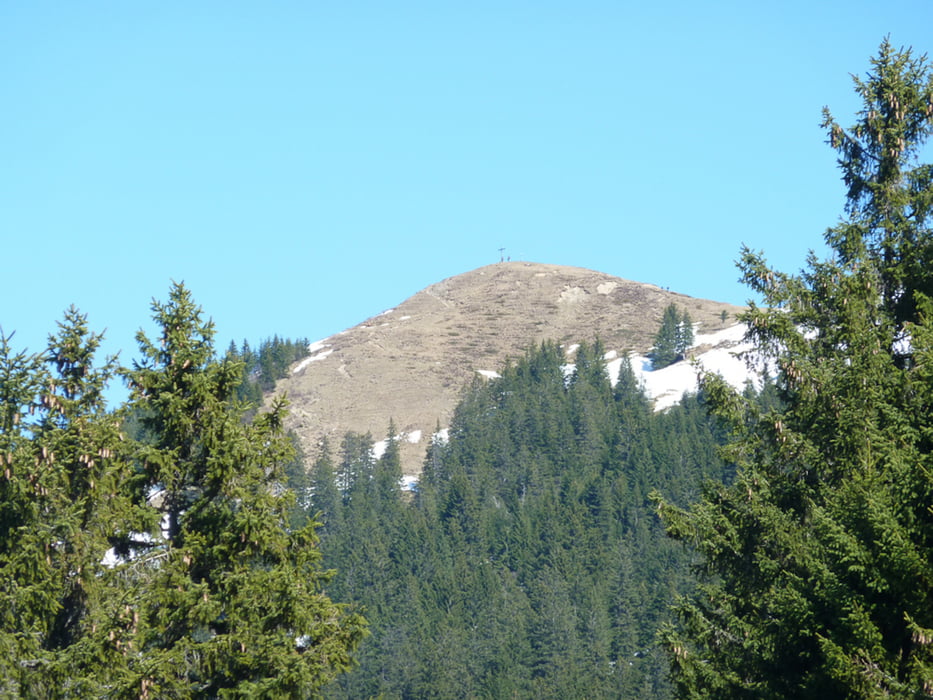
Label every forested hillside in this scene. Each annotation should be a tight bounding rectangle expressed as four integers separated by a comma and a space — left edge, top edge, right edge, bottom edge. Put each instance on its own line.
302, 341, 748, 698
226, 335, 310, 406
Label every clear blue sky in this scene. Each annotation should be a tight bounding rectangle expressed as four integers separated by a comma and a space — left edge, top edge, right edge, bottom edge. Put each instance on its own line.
3, 2, 931, 387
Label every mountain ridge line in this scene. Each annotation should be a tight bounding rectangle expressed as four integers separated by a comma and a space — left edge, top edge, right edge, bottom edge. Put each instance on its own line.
272, 261, 746, 473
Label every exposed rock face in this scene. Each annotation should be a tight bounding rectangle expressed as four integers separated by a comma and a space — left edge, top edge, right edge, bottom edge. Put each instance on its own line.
274, 262, 744, 474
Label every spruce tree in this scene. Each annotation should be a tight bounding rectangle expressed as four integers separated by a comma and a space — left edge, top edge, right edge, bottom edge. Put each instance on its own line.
0, 311, 140, 696
119, 282, 366, 698
309, 437, 343, 537
675, 309, 694, 357
376, 419, 403, 508
0, 330, 54, 696
655, 39, 933, 697
651, 304, 693, 369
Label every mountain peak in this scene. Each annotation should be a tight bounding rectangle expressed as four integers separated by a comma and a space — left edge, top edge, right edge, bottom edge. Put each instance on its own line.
276, 262, 745, 473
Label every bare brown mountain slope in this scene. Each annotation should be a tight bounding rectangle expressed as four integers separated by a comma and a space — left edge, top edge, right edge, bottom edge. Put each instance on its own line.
274, 262, 744, 474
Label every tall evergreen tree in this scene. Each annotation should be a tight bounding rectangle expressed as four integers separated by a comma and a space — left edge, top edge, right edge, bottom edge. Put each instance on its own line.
0, 311, 140, 696
655, 39, 933, 698
0, 330, 56, 696
119, 282, 366, 698
651, 304, 693, 369
375, 419, 403, 508
309, 437, 343, 538
675, 309, 694, 358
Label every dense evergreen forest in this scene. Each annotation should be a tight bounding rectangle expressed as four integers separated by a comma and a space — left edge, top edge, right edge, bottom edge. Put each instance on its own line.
299, 341, 744, 698
226, 336, 311, 406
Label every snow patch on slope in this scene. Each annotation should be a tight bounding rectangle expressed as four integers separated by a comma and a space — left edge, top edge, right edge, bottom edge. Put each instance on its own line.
372, 439, 388, 460
293, 339, 335, 373
372, 429, 426, 460
612, 323, 759, 411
